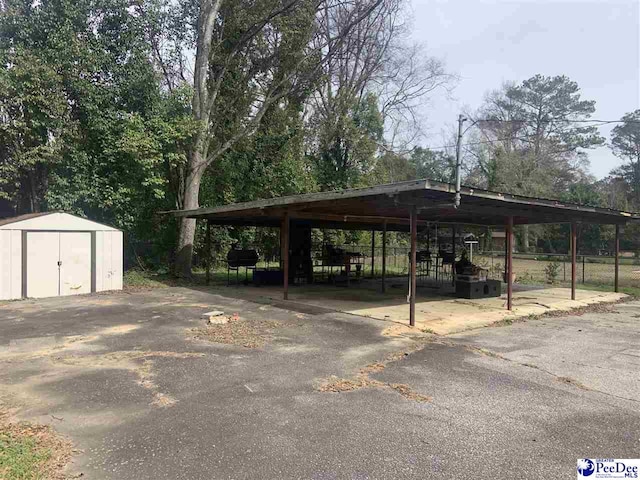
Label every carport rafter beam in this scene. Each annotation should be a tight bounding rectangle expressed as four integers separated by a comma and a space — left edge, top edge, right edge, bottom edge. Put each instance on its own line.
288, 194, 594, 226
265, 209, 428, 228
202, 217, 519, 232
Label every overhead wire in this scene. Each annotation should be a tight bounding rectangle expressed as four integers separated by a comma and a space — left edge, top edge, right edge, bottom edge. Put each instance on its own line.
424, 118, 638, 151
474, 118, 640, 125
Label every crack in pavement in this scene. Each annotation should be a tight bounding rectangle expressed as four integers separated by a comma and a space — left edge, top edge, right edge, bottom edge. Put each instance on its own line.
434, 339, 640, 405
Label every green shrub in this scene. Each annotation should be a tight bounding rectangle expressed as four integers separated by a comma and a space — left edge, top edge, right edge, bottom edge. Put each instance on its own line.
544, 261, 561, 284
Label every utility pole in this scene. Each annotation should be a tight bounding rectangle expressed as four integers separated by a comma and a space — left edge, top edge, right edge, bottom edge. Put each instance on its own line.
454, 114, 467, 208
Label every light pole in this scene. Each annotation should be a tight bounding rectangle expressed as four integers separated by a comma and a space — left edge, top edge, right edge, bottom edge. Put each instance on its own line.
454, 114, 467, 208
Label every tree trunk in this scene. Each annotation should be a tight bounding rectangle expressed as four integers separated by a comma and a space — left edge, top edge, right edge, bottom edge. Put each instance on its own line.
174, 149, 206, 277
173, 0, 222, 277
27, 170, 39, 213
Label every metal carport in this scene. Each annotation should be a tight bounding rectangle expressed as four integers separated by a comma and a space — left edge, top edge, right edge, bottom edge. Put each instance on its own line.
168, 178, 635, 326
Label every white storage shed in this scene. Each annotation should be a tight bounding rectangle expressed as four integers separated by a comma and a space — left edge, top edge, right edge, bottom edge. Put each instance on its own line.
0, 212, 123, 300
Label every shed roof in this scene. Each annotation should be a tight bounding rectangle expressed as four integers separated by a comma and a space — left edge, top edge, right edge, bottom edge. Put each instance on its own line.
0, 212, 55, 227
169, 179, 636, 231
0, 212, 120, 231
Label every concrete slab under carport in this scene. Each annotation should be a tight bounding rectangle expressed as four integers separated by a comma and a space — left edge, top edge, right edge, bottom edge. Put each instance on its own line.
210, 281, 627, 335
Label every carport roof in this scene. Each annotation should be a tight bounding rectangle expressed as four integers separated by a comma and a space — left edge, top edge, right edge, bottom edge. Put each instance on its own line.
168, 178, 636, 231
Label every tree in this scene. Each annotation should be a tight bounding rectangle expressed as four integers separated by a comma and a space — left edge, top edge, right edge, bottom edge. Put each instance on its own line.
472, 75, 601, 194
0, 0, 454, 274
610, 110, 640, 206
205, 96, 316, 205
368, 150, 413, 184
310, 91, 384, 189
468, 75, 603, 251
167, 0, 396, 276
367, 146, 454, 185
409, 147, 455, 183
563, 183, 610, 254
0, 47, 70, 213
598, 174, 632, 211
0, 0, 192, 265
306, 0, 451, 190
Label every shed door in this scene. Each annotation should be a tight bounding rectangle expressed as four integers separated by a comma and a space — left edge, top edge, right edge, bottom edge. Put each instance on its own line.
110, 232, 123, 290
102, 231, 113, 291
26, 232, 60, 298
26, 231, 92, 298
59, 232, 91, 296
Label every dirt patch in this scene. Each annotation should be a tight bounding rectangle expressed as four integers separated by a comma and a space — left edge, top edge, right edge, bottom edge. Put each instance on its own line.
318, 375, 381, 392
318, 373, 431, 403
53, 351, 205, 408
546, 301, 624, 317
555, 376, 588, 390
381, 324, 413, 337
375, 342, 431, 368
0, 407, 73, 479
99, 324, 140, 335
317, 341, 433, 404
151, 393, 177, 408
488, 299, 627, 329
190, 316, 282, 348
381, 323, 439, 338
360, 362, 385, 375
54, 350, 204, 369
389, 383, 432, 403
0, 324, 142, 362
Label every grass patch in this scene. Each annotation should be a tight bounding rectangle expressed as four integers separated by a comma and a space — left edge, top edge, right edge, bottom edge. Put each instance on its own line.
1, 433, 52, 480
123, 269, 171, 289
0, 410, 71, 480
578, 283, 640, 298
123, 268, 229, 291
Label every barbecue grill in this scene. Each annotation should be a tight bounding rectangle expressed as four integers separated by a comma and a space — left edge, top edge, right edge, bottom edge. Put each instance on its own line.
227, 248, 259, 285
416, 250, 431, 263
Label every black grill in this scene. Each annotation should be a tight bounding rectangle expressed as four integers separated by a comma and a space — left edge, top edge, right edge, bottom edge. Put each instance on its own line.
227, 249, 259, 268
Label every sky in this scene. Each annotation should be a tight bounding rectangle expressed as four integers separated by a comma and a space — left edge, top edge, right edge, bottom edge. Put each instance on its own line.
409, 0, 640, 179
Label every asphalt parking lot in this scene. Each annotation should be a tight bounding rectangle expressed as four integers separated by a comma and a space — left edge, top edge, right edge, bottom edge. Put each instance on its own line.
0, 287, 638, 479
